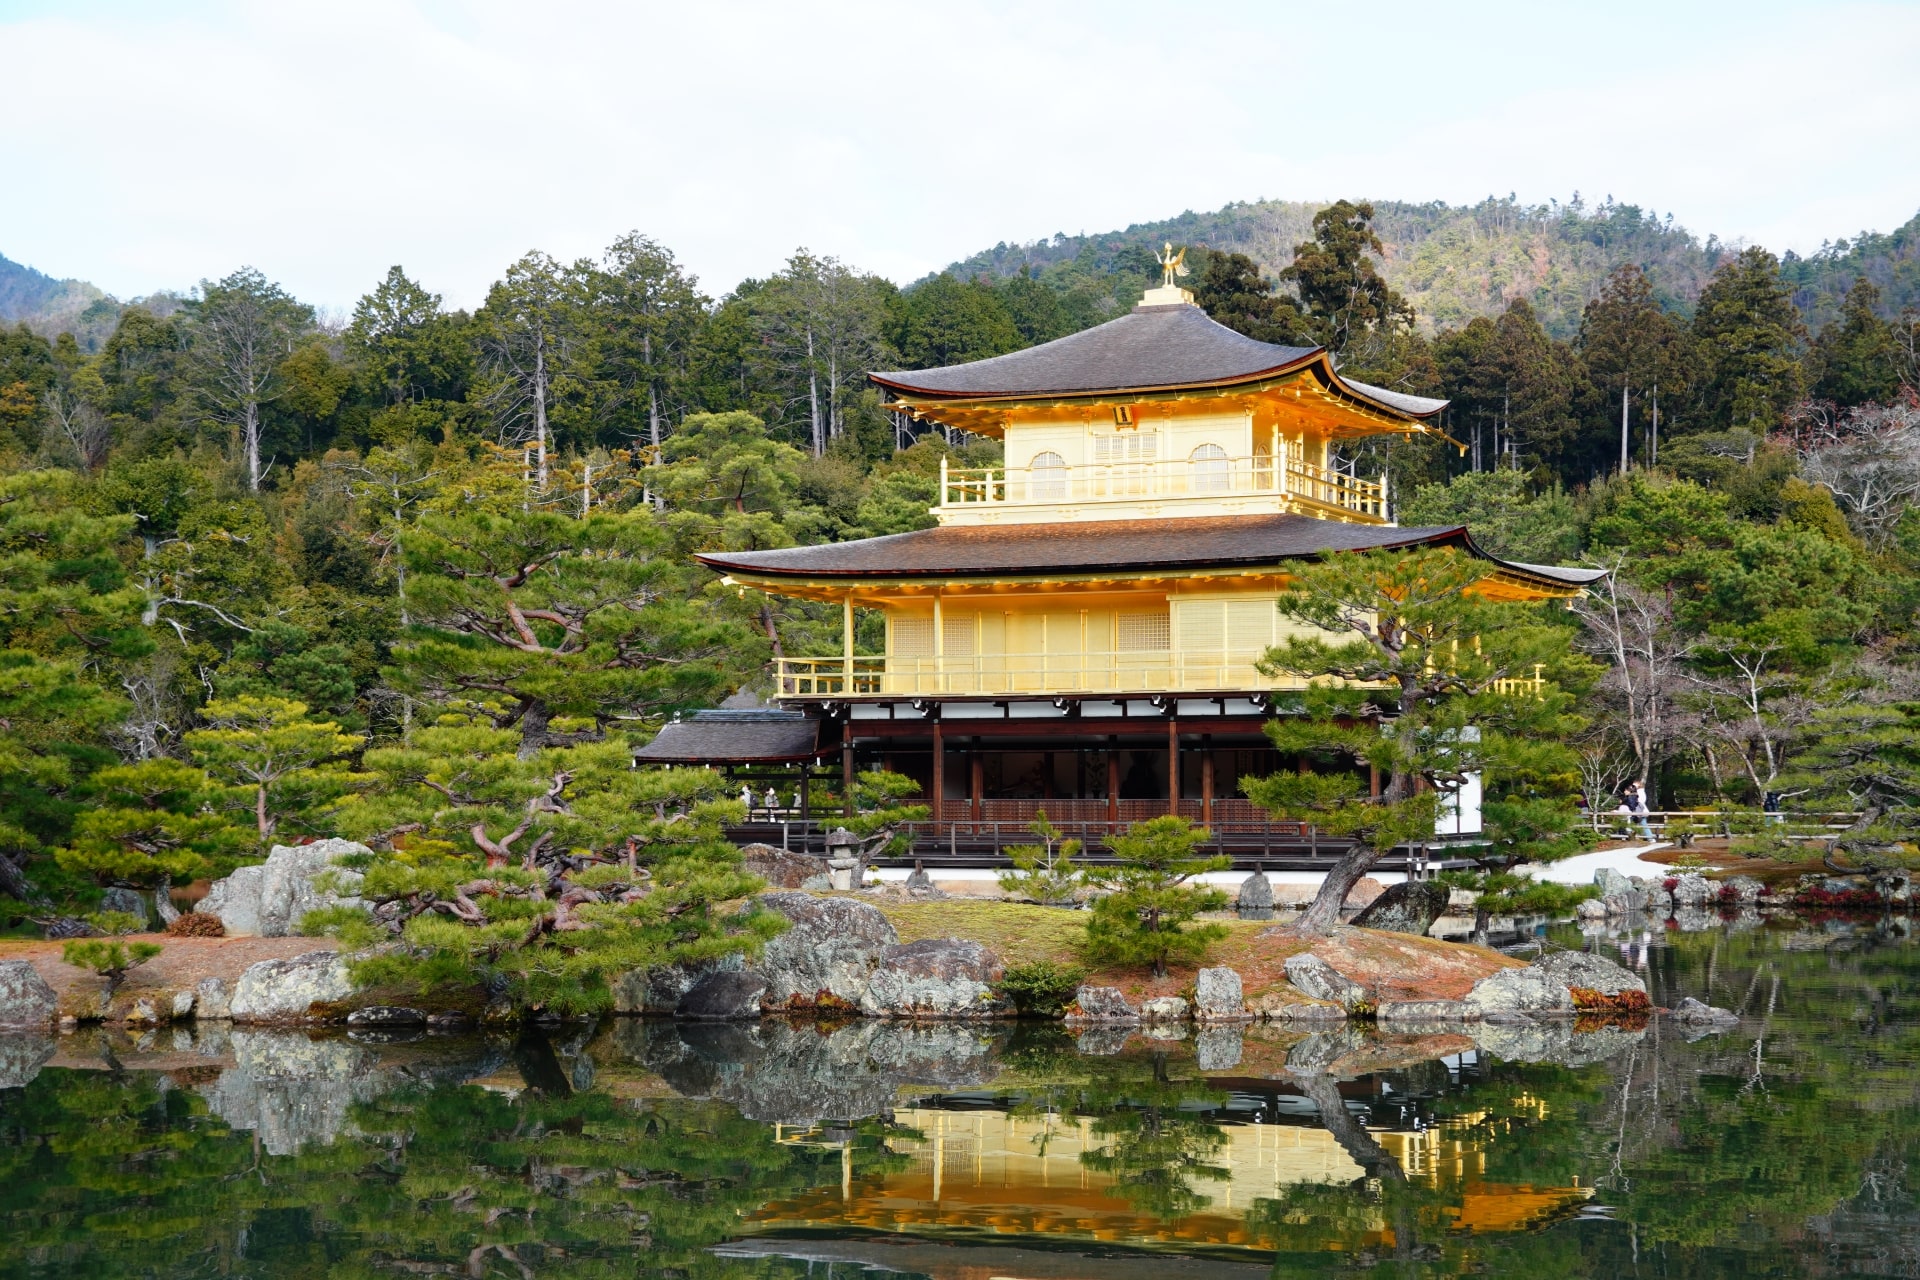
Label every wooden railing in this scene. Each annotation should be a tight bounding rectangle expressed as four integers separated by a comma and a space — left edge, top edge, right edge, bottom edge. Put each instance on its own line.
775, 653, 1554, 700
774, 650, 1318, 698
938, 452, 1385, 519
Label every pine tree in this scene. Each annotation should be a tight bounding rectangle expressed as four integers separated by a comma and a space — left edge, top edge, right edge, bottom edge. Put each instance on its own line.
1242, 548, 1591, 935
1692, 247, 1807, 432
390, 499, 753, 755
1810, 277, 1901, 407
54, 758, 252, 888
1279, 200, 1415, 358
1193, 251, 1311, 344
997, 810, 1084, 905
1083, 815, 1229, 977
183, 696, 365, 847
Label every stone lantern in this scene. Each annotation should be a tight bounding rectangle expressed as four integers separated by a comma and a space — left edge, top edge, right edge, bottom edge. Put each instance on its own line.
824, 827, 860, 891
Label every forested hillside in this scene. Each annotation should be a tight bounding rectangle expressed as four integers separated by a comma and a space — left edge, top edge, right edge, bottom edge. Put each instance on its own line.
0, 200, 1917, 932
948, 196, 1920, 340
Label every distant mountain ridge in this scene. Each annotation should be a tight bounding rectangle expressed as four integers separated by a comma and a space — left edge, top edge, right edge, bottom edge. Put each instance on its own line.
0, 252, 118, 350
943, 195, 1920, 339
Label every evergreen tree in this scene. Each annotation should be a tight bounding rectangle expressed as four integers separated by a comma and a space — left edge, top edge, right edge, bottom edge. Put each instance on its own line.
1243, 548, 1590, 934
590, 232, 709, 451
183, 696, 365, 846
1691, 246, 1807, 433
1397, 469, 1581, 564
1279, 200, 1415, 358
893, 272, 1021, 369
995, 266, 1076, 346
1193, 250, 1310, 344
182, 267, 314, 490
346, 265, 472, 410
1083, 815, 1228, 977
1810, 277, 1901, 407
389, 497, 752, 755
1576, 263, 1692, 470
54, 758, 251, 888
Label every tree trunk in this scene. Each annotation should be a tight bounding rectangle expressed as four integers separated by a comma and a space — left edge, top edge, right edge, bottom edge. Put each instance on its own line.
533, 330, 549, 490
245, 398, 262, 491
0, 851, 35, 901
806, 325, 823, 458
255, 784, 272, 842
1620, 383, 1631, 475
1290, 839, 1379, 935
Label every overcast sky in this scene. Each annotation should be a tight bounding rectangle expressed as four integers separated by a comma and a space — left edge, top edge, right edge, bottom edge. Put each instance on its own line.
2, 0, 1917, 312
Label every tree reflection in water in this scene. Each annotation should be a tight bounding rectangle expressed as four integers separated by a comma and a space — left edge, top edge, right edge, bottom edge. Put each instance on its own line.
1075, 1049, 1231, 1219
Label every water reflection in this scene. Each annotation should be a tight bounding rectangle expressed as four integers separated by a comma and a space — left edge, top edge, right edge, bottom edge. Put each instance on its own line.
5, 915, 1920, 1277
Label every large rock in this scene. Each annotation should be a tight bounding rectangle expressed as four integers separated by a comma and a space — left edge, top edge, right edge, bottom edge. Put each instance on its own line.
346, 1006, 426, 1028
1067, 985, 1140, 1024
1194, 966, 1247, 1022
196, 977, 232, 1020
1237, 871, 1274, 911
1139, 996, 1190, 1024
612, 953, 745, 1014
228, 952, 354, 1023
98, 885, 151, 924
1195, 1026, 1243, 1071
1378, 999, 1476, 1023
1351, 881, 1451, 936
1284, 953, 1372, 1010
738, 844, 830, 890
199, 839, 368, 937
1670, 996, 1740, 1029
1669, 872, 1713, 909
0, 1035, 55, 1089
755, 892, 897, 1010
1464, 966, 1573, 1016
1595, 867, 1635, 898
1535, 951, 1647, 1006
676, 970, 770, 1020
0, 960, 57, 1030
859, 938, 1007, 1019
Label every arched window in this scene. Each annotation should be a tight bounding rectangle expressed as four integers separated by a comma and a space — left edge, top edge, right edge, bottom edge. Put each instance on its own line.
1190, 443, 1229, 493
1029, 450, 1067, 501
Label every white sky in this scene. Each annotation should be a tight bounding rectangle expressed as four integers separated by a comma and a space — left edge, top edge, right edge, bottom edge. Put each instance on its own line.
2, 0, 1917, 311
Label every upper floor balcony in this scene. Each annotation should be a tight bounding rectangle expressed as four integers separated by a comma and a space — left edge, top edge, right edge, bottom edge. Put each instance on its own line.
936, 451, 1386, 526
774, 651, 1547, 701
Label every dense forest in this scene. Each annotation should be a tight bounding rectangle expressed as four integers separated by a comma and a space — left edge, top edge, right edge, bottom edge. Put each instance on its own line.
1, 193, 1918, 928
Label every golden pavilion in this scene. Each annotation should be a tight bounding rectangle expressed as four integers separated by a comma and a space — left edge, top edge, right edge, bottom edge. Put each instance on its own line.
657, 268, 1600, 862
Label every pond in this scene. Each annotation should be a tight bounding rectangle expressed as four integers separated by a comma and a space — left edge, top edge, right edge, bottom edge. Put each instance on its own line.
5, 913, 1920, 1278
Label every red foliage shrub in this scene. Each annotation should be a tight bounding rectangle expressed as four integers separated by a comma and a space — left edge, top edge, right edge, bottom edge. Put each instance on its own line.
165, 912, 225, 938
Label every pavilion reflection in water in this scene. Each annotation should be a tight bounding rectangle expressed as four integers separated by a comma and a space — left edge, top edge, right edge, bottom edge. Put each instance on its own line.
747, 1084, 1591, 1256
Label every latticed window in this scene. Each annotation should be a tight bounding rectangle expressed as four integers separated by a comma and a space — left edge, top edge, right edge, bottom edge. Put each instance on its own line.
1029, 450, 1067, 501
892, 616, 933, 656
1190, 442, 1229, 493
1116, 611, 1170, 651
1093, 431, 1158, 463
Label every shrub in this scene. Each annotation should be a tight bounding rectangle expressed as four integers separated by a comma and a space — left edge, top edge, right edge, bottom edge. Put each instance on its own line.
997, 959, 1087, 1017
166, 912, 226, 938
62, 939, 162, 994
997, 812, 1084, 905
1082, 816, 1229, 977
84, 911, 146, 936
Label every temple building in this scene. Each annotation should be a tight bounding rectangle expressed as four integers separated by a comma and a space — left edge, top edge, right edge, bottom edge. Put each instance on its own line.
657, 265, 1601, 864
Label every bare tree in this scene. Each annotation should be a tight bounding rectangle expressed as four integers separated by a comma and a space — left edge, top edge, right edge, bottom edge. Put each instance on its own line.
1794, 395, 1920, 547
1571, 564, 1695, 799
39, 386, 111, 471
752, 251, 891, 457
185, 268, 312, 490
1685, 639, 1821, 802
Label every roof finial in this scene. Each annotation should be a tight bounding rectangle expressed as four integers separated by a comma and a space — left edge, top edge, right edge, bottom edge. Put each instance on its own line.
1155, 242, 1190, 288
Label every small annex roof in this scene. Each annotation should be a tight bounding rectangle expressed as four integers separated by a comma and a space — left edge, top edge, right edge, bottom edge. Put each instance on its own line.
698, 513, 1593, 596
635, 709, 821, 765
870, 301, 1448, 423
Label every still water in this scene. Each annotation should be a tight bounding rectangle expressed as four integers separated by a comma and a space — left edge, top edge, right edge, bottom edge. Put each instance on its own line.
4, 915, 1919, 1279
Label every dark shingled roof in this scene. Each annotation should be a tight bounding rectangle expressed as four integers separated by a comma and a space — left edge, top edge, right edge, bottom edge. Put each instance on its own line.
869, 302, 1448, 420
698, 514, 1600, 595
701, 514, 1471, 579
636, 710, 820, 764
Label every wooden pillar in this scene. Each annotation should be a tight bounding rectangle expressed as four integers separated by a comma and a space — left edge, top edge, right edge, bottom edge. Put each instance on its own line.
932, 592, 944, 695
1167, 718, 1179, 816
1042, 750, 1055, 801
931, 720, 944, 830
1106, 738, 1119, 828
970, 749, 983, 822
842, 732, 854, 817
841, 593, 854, 691
1201, 735, 1214, 828
1369, 763, 1381, 799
